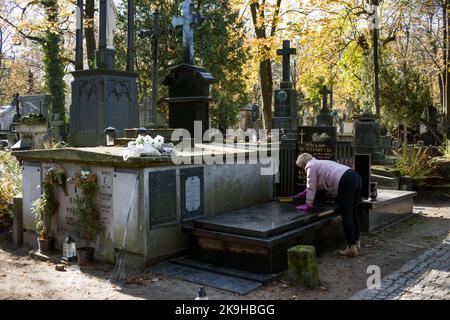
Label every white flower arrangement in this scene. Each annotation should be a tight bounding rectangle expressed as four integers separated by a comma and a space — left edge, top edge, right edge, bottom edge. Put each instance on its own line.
122, 134, 176, 161
152, 135, 164, 148
144, 135, 153, 144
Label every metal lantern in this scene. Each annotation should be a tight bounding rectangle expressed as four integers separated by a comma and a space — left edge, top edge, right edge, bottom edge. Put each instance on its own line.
62, 234, 77, 262
104, 127, 117, 147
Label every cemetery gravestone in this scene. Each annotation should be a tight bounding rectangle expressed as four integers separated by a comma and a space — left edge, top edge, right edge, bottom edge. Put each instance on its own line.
297, 126, 337, 190
272, 40, 298, 140
69, 0, 138, 147
163, 0, 215, 138
273, 40, 298, 196
353, 110, 384, 164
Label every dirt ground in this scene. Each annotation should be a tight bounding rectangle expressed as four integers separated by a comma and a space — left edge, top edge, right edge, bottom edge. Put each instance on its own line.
0, 199, 449, 300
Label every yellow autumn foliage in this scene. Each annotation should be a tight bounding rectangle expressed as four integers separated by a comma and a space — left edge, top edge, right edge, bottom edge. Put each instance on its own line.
0, 151, 22, 230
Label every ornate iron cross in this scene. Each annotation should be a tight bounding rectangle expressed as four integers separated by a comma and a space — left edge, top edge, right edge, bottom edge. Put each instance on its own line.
172, 0, 204, 65
276, 40, 296, 83
139, 11, 168, 124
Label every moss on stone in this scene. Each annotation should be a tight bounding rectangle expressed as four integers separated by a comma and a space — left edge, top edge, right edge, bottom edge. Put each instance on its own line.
287, 245, 319, 289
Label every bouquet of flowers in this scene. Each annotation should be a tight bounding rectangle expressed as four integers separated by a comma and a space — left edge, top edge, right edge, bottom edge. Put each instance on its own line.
122, 135, 176, 161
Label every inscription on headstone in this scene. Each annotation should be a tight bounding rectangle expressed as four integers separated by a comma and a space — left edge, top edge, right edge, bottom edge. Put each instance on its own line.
185, 177, 201, 212
180, 167, 204, 220
297, 126, 337, 188
98, 169, 113, 227
149, 170, 177, 227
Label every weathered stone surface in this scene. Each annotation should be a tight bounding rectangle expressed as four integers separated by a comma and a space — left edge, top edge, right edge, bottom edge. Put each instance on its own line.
288, 245, 319, 289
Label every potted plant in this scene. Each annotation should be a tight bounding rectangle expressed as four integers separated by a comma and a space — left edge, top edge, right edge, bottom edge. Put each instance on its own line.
70, 170, 102, 265
31, 167, 64, 254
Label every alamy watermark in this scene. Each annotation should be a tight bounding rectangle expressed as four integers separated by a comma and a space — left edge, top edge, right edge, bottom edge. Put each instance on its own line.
366, 265, 381, 289
170, 121, 280, 176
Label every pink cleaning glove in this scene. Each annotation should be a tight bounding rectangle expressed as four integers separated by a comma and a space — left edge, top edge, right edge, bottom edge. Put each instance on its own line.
293, 190, 307, 199
296, 203, 313, 211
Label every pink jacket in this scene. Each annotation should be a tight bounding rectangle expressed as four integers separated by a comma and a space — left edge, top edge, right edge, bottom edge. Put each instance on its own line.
305, 158, 350, 204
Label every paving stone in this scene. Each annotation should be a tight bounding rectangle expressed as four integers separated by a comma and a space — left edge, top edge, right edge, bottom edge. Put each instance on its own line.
351, 237, 450, 300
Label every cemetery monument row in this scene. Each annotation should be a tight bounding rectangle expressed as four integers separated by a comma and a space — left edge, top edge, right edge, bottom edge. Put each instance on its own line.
11, 0, 273, 269
11, 3, 417, 285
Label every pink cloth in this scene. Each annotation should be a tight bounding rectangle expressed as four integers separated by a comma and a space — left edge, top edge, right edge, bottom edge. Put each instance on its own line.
304, 158, 350, 204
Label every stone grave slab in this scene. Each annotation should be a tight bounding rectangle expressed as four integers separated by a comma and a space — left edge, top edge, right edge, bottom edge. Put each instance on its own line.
151, 261, 264, 295
184, 201, 341, 273
193, 201, 337, 238
359, 189, 417, 232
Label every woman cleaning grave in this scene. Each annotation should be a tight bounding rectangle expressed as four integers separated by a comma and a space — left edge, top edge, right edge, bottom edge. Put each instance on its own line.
293, 153, 362, 257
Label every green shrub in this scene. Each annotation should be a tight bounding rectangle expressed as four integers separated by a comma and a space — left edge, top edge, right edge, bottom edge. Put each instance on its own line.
31, 167, 64, 239
393, 146, 432, 179
0, 151, 22, 230
438, 135, 450, 159
70, 170, 102, 246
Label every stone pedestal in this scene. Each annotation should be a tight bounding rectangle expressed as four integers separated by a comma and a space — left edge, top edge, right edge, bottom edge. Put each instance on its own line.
272, 82, 298, 140
354, 111, 384, 164
14, 122, 49, 149
163, 64, 216, 138
7, 132, 18, 148
316, 109, 334, 126
69, 69, 139, 147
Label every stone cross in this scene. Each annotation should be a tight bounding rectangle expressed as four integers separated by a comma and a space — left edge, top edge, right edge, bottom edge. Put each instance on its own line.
276, 40, 296, 83
299, 128, 306, 144
139, 11, 167, 125
320, 85, 332, 111
172, 0, 205, 65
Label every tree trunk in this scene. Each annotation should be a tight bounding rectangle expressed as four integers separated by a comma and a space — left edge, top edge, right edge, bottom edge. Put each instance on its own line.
260, 59, 273, 127
441, 0, 450, 126
250, 2, 273, 128
85, 0, 96, 69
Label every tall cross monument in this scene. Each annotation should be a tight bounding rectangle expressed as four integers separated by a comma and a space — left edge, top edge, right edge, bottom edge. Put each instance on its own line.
276, 40, 296, 88
139, 10, 169, 127
272, 40, 298, 140
172, 0, 205, 65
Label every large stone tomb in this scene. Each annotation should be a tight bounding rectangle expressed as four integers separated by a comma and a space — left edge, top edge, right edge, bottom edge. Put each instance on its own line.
183, 201, 341, 274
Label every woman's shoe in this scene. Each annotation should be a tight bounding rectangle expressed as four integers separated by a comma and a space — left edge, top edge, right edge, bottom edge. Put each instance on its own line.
338, 245, 358, 257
